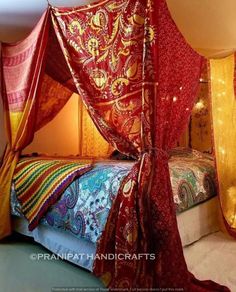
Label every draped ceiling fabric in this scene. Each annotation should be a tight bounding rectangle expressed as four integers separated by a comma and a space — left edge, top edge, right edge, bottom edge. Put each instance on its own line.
0, 0, 230, 290
210, 55, 236, 237
51, 0, 228, 290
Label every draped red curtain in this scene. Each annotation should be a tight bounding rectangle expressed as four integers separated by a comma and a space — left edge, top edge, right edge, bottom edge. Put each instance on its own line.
51, 1, 144, 157
149, 1, 226, 290
51, 0, 228, 291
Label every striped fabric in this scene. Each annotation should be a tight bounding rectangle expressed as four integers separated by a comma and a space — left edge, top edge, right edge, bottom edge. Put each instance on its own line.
13, 157, 92, 231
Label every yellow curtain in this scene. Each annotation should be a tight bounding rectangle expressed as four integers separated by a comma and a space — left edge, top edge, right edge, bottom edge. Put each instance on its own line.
78, 97, 113, 158
210, 54, 236, 233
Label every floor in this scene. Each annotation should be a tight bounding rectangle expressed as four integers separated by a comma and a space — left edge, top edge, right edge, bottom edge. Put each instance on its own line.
184, 231, 236, 291
0, 231, 235, 292
0, 234, 103, 292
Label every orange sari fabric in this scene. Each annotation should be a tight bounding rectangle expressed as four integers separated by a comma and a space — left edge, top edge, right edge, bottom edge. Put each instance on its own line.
0, 11, 50, 238
0, 10, 73, 238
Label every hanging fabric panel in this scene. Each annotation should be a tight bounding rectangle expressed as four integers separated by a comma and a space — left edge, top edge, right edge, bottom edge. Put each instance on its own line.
0, 11, 50, 238
51, 0, 145, 158
52, 3, 150, 286
51, 0, 228, 290
0, 10, 73, 238
36, 74, 73, 131
210, 54, 236, 236
78, 96, 112, 157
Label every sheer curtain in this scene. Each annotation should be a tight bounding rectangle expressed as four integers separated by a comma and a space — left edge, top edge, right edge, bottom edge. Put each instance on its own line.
210, 54, 236, 237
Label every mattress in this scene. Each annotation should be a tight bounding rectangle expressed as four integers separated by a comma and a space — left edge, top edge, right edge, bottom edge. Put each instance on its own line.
11, 150, 217, 245
12, 196, 220, 272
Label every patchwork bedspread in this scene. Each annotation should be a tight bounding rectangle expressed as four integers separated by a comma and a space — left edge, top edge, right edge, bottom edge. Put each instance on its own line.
11, 150, 217, 244
169, 149, 216, 213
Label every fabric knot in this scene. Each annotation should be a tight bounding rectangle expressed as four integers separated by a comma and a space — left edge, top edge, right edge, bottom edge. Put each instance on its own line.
147, 147, 170, 160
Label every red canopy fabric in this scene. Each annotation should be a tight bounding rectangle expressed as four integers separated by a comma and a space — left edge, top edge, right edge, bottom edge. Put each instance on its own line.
0, 0, 229, 291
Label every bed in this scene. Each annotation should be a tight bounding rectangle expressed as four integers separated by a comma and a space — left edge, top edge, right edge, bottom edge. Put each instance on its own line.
10, 148, 219, 271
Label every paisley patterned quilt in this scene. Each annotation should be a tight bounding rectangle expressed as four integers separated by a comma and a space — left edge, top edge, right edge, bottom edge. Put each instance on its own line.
11, 150, 216, 244
169, 148, 216, 213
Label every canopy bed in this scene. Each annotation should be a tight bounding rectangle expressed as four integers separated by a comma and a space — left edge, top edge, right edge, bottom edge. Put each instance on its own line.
0, 0, 234, 291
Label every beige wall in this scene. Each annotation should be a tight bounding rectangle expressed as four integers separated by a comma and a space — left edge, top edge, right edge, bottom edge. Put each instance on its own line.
23, 94, 79, 156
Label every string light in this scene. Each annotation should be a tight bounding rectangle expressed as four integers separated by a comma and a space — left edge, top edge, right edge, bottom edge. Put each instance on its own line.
219, 147, 225, 154
173, 96, 178, 102
217, 78, 226, 85
194, 99, 205, 111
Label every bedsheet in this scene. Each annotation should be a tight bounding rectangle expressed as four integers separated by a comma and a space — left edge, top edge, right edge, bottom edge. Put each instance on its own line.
11, 150, 217, 244
169, 149, 216, 213
12, 196, 219, 272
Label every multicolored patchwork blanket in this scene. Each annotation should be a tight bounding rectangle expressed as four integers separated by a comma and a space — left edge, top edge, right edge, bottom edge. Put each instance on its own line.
13, 157, 93, 231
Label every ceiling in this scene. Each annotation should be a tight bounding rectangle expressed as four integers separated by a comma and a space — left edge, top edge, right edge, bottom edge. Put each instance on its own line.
166, 0, 236, 58
0, 0, 94, 42
1, 0, 236, 58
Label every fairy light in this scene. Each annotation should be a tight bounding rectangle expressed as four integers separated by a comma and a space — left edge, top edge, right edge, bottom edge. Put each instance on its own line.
217, 78, 226, 85
219, 147, 225, 155
173, 96, 178, 102
194, 99, 205, 111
